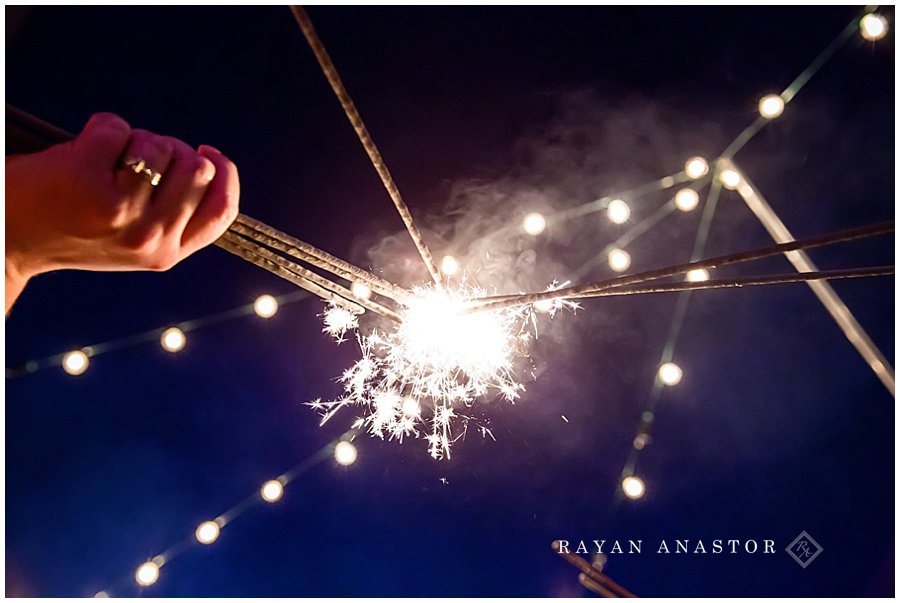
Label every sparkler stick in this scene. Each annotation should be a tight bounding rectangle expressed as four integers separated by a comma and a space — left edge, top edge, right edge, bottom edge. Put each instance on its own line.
579, 573, 618, 598
468, 221, 893, 312
289, 6, 446, 291
231, 215, 413, 304
552, 541, 636, 598
221, 231, 403, 323
564, 266, 894, 299
216, 235, 367, 316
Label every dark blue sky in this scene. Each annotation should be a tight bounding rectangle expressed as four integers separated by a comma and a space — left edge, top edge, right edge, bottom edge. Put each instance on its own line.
6, 6, 894, 597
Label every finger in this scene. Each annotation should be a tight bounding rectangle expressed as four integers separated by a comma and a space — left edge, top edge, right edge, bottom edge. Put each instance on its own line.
179, 145, 240, 256
114, 129, 175, 203
147, 138, 216, 234
72, 112, 132, 171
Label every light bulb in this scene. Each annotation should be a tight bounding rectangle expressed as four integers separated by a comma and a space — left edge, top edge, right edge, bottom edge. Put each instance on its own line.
195, 520, 220, 545
440, 255, 459, 276
622, 476, 645, 500
758, 94, 785, 119
135, 561, 160, 586
606, 199, 631, 224
686, 268, 710, 282
62, 350, 89, 375
253, 294, 279, 318
658, 362, 683, 386
860, 13, 888, 41
674, 188, 700, 212
351, 282, 372, 300
522, 212, 547, 236
260, 479, 284, 503
160, 327, 186, 353
608, 248, 632, 273
684, 157, 709, 179
719, 169, 741, 190
334, 441, 358, 466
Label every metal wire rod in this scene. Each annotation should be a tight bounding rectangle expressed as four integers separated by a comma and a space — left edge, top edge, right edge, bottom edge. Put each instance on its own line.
289, 6, 445, 290
467, 221, 893, 312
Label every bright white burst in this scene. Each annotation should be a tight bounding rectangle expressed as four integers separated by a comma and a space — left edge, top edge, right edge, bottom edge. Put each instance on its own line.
322, 304, 359, 342
309, 282, 574, 459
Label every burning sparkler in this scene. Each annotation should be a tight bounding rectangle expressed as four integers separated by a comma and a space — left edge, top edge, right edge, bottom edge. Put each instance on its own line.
310, 281, 577, 459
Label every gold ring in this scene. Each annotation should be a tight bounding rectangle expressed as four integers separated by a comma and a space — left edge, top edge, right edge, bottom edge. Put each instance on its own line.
122, 156, 163, 187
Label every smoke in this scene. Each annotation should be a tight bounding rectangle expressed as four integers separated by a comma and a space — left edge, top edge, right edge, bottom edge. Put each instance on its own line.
362, 88, 729, 299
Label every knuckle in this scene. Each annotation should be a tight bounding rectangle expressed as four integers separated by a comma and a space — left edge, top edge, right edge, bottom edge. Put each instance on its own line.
89, 112, 131, 135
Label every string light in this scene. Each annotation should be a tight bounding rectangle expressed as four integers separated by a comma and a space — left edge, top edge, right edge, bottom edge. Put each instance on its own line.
440, 255, 459, 276
260, 479, 284, 503
135, 561, 160, 586
758, 94, 785, 119
658, 362, 683, 386
522, 212, 547, 236
160, 327, 186, 353
606, 199, 631, 224
860, 13, 888, 41
686, 268, 710, 282
621, 476, 645, 500
195, 520, 220, 545
62, 350, 89, 375
719, 169, 742, 190
334, 441, 358, 466
351, 282, 372, 300
684, 157, 709, 179
674, 188, 700, 212
253, 294, 279, 318
607, 248, 632, 273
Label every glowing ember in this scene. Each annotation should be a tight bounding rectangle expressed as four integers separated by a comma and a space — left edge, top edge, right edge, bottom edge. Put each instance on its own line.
322, 304, 359, 342
309, 282, 574, 459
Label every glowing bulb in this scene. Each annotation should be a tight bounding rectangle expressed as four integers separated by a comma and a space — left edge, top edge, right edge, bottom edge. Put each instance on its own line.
135, 561, 159, 586
684, 157, 709, 179
441, 255, 459, 276
674, 188, 700, 212
260, 479, 284, 503
860, 13, 888, 41
334, 441, 358, 466
608, 248, 631, 273
658, 362, 683, 386
401, 396, 421, 417
686, 268, 710, 282
758, 94, 785, 119
522, 212, 547, 236
195, 520, 220, 545
160, 327, 186, 353
62, 350, 89, 375
606, 199, 631, 224
253, 294, 279, 318
719, 169, 741, 190
622, 476, 645, 500
351, 282, 372, 300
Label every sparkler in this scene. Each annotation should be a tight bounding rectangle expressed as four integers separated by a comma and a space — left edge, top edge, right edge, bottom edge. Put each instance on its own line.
310, 282, 577, 459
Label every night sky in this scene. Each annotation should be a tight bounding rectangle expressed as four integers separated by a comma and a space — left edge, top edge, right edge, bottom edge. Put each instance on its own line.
5, 6, 894, 597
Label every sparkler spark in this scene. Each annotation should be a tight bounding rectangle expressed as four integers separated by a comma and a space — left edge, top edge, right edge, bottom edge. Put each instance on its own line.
310, 282, 576, 459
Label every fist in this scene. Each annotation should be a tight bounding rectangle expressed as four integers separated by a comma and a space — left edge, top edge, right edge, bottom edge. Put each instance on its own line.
5, 112, 240, 277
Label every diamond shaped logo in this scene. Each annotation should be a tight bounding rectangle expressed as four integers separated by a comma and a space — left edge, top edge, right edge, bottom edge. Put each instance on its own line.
785, 531, 823, 568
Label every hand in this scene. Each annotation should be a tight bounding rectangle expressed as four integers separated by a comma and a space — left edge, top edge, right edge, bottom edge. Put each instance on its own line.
5, 112, 240, 313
